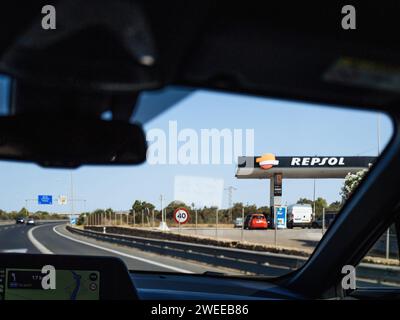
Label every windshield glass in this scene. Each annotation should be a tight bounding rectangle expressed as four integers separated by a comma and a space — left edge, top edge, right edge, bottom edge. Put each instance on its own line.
0, 78, 394, 276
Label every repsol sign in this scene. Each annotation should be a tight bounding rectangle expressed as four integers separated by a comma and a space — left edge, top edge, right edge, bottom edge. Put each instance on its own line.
290, 157, 345, 166
238, 156, 376, 169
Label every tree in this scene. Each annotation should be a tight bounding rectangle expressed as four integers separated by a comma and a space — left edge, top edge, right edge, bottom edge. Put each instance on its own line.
314, 197, 328, 218
165, 201, 190, 222
297, 198, 313, 205
296, 197, 328, 218
143, 201, 155, 211
93, 209, 105, 215
198, 206, 219, 224
328, 201, 342, 211
18, 207, 29, 218
76, 213, 87, 225
0, 209, 7, 220
130, 200, 142, 214
341, 168, 368, 201
130, 200, 155, 215
256, 206, 271, 216
231, 202, 244, 219
105, 208, 114, 215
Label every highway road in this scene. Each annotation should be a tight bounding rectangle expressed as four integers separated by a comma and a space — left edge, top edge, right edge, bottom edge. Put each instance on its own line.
0, 222, 241, 274
0, 222, 396, 288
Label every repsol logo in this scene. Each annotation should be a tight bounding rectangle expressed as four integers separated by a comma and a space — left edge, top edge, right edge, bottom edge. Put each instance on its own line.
290, 157, 345, 166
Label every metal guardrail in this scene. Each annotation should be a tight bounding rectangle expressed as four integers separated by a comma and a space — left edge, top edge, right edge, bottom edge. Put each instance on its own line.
66, 226, 400, 284
67, 226, 306, 275
357, 263, 400, 285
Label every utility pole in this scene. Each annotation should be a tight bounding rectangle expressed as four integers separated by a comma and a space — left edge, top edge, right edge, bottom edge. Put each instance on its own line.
160, 194, 164, 224
225, 186, 237, 222
313, 179, 316, 220
159, 194, 168, 230
312, 153, 317, 220
70, 172, 74, 220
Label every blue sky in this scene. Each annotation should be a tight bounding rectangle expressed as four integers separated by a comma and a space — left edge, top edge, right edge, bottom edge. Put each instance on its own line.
0, 79, 393, 213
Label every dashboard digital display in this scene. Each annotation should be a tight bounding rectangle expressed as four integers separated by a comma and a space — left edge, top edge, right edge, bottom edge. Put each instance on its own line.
0, 268, 100, 300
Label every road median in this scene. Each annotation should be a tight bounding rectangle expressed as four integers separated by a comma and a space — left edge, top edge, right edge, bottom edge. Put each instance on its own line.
82, 225, 312, 257
80, 225, 400, 266
67, 225, 400, 284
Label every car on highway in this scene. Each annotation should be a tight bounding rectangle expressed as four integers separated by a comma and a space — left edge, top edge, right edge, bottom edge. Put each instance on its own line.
26, 217, 35, 226
311, 212, 338, 229
265, 215, 274, 229
233, 217, 243, 228
311, 218, 323, 229
243, 214, 268, 230
15, 217, 25, 224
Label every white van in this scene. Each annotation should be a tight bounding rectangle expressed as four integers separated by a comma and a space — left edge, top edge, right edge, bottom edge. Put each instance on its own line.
287, 204, 313, 228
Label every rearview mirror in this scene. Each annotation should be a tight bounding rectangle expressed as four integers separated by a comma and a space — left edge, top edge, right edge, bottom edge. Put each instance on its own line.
0, 115, 147, 168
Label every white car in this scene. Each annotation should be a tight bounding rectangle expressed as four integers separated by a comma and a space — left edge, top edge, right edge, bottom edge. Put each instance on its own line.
26, 218, 35, 226
287, 204, 313, 228
233, 217, 243, 228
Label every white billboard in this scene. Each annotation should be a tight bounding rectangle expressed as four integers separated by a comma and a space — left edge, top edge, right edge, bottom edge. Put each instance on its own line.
174, 176, 224, 208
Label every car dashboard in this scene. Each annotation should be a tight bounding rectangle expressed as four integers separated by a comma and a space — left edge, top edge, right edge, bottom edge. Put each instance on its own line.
0, 252, 305, 300
131, 272, 304, 300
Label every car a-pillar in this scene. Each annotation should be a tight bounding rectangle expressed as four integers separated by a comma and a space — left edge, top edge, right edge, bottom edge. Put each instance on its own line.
270, 173, 283, 226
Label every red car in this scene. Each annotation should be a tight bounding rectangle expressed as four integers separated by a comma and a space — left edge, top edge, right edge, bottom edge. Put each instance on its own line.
244, 214, 268, 230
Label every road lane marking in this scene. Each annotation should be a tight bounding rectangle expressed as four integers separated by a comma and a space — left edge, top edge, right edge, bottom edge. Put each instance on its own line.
2, 249, 28, 253
27, 225, 53, 254
52, 225, 193, 274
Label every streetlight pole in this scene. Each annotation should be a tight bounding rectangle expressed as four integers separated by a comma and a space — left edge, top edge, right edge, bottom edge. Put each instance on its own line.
225, 186, 237, 223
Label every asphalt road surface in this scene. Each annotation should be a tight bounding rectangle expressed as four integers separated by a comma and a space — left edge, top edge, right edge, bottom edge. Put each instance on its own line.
0, 222, 242, 274
0, 222, 395, 288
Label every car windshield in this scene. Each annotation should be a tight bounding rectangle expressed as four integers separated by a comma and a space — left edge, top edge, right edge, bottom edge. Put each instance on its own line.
0, 77, 394, 276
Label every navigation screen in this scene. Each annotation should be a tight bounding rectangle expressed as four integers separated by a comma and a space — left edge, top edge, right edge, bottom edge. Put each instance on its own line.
0, 268, 100, 300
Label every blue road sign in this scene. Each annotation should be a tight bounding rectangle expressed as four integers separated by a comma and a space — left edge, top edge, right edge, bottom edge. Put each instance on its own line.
38, 195, 53, 205
275, 206, 287, 229
70, 217, 77, 225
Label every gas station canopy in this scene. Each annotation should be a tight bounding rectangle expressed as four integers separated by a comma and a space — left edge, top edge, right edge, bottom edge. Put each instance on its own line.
236, 156, 376, 179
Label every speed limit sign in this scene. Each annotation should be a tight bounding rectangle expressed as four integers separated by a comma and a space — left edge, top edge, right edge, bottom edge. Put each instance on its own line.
174, 207, 189, 224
